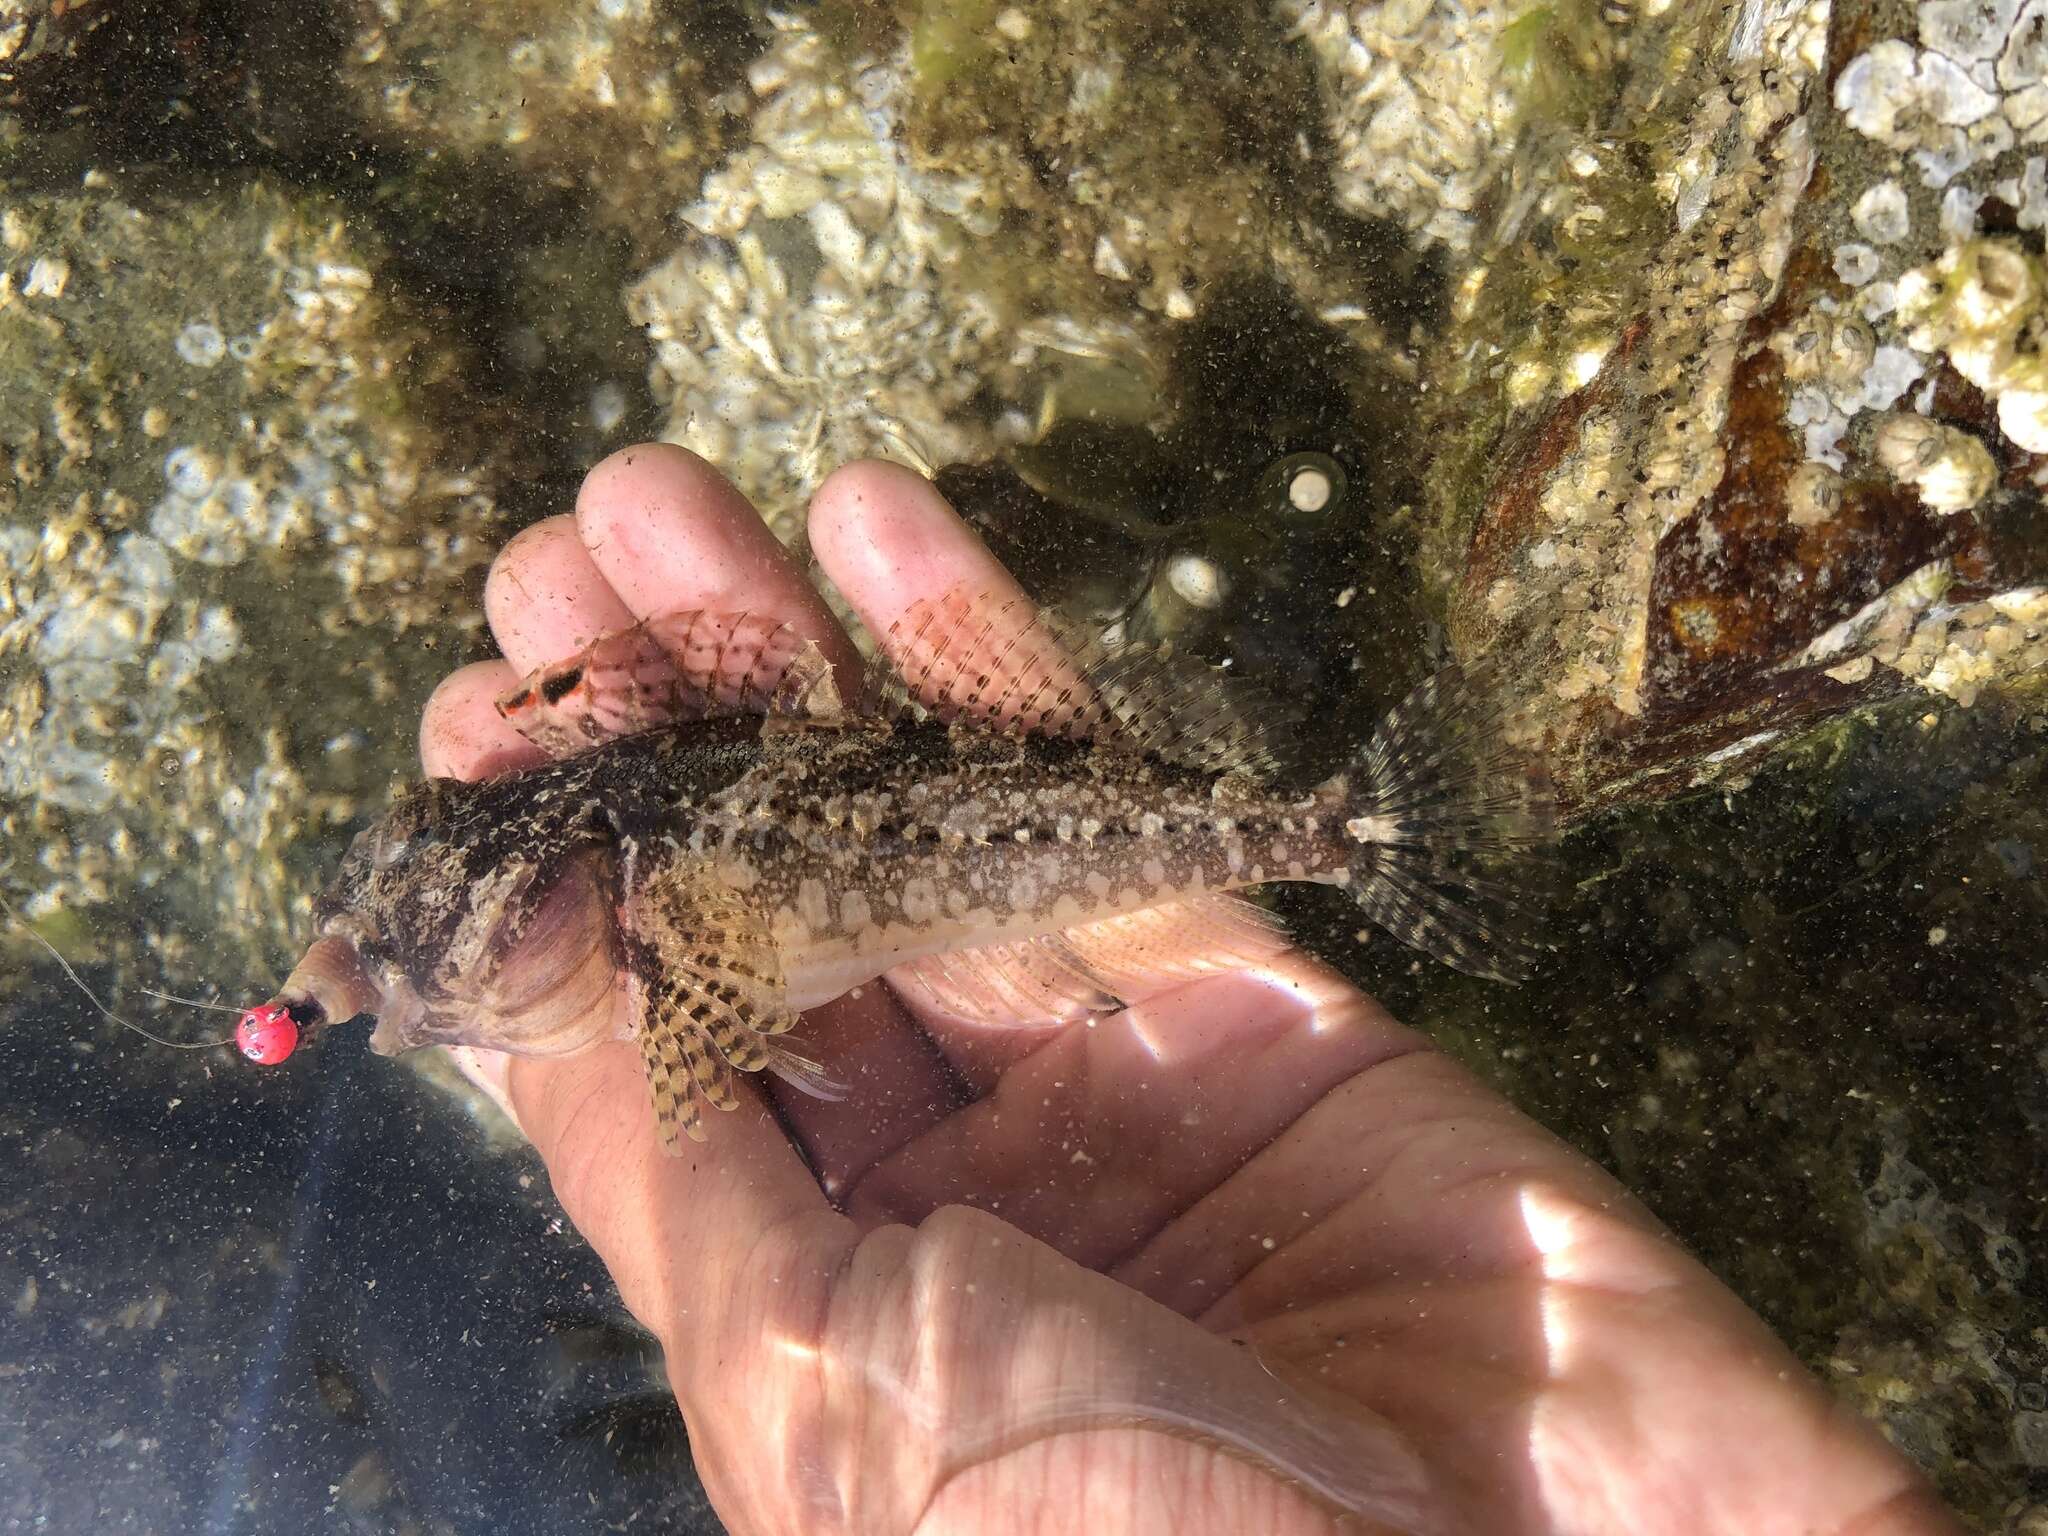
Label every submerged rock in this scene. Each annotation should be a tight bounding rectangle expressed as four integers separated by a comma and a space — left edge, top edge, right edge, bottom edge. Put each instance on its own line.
0, 176, 507, 975
627, 4, 1419, 539
336, 0, 740, 252
1422, 0, 2048, 814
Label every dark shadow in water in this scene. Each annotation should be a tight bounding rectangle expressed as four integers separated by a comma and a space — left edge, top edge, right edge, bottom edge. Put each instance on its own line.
0, 986, 724, 1534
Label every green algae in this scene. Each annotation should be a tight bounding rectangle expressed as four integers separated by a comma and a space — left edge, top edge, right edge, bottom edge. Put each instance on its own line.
909, 0, 997, 85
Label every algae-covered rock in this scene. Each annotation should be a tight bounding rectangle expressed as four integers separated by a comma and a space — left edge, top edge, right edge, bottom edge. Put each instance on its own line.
0, 175, 507, 979
1418, 0, 2048, 814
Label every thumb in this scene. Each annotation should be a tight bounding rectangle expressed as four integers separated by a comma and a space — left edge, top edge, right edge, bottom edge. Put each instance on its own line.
666, 1201, 1439, 1535
504, 1037, 838, 1340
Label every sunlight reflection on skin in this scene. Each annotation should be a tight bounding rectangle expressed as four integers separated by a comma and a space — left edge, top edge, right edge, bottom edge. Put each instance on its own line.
1522, 1181, 1692, 1526
760, 1311, 1446, 1535
1122, 962, 1330, 1063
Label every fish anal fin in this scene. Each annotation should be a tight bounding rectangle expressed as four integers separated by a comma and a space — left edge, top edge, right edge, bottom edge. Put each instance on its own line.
889, 894, 1293, 1028
863, 586, 1295, 778
1055, 894, 1294, 997
622, 857, 843, 1153
498, 610, 843, 758
891, 937, 1119, 1028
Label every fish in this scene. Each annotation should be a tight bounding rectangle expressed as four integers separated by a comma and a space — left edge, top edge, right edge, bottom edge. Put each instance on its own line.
243, 587, 1549, 1151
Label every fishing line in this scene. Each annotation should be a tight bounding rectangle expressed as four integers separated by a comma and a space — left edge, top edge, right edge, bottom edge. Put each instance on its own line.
0, 889, 236, 1050
139, 988, 245, 1014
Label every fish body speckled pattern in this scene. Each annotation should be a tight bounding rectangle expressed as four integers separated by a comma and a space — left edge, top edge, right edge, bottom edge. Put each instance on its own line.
260, 590, 1548, 1150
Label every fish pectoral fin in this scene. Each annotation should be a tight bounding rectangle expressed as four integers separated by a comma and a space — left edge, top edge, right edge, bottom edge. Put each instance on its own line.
622, 861, 842, 1154
497, 609, 843, 758
889, 894, 1293, 1029
860, 584, 1297, 779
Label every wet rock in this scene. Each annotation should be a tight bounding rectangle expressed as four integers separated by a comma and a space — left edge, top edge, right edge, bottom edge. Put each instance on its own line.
627, 3, 1420, 540
335, 0, 745, 253
0, 0, 117, 103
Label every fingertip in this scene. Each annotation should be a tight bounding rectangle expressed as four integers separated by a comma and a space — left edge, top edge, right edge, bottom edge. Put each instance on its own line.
576, 440, 860, 678
810, 460, 1027, 635
575, 442, 731, 541
572, 442, 760, 609
420, 660, 546, 780
484, 513, 637, 676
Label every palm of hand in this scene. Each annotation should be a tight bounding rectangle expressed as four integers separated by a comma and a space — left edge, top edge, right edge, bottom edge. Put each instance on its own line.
421, 447, 1951, 1536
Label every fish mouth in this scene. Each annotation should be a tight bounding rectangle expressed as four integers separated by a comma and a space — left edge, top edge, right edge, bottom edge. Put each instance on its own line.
268, 933, 382, 1040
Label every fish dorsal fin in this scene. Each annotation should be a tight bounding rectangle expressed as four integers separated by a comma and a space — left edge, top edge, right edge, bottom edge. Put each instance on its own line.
862, 586, 1292, 778
889, 894, 1293, 1028
498, 609, 843, 758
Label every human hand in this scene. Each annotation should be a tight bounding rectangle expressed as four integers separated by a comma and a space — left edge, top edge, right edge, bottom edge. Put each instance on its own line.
419, 444, 1958, 1536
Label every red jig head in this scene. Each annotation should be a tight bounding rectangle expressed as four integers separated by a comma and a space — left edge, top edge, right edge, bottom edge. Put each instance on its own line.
236, 1002, 300, 1065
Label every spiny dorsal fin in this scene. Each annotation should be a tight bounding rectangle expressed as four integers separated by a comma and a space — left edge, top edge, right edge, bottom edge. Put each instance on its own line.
862, 586, 1293, 778
498, 609, 843, 759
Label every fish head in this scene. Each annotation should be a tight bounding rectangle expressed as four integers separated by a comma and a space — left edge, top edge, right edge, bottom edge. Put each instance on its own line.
251, 779, 625, 1065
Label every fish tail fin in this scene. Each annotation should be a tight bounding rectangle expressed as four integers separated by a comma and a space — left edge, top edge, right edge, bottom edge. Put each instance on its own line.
1326, 663, 1554, 983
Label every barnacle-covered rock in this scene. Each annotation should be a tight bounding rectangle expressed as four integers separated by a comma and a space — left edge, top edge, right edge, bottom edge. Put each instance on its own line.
0, 176, 507, 973
1422, 0, 2048, 811
335, 0, 737, 251
628, 4, 1415, 545
625, 12, 1017, 538
1280, 0, 1519, 253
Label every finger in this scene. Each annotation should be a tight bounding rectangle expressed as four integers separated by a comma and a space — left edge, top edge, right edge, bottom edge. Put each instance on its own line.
506, 1038, 852, 1353
876, 977, 1068, 1095
1119, 1049, 1611, 1321
812, 462, 1091, 1084
570, 444, 951, 1157
764, 983, 968, 1207
420, 660, 546, 780
809, 457, 1034, 663
576, 443, 861, 681
484, 513, 637, 675
845, 952, 1426, 1274
682, 1202, 1436, 1535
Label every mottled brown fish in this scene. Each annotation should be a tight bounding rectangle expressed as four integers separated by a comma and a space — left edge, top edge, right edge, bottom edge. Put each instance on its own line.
250, 589, 1547, 1150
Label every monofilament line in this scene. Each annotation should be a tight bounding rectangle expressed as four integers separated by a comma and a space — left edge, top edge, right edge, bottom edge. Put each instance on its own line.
0, 890, 234, 1050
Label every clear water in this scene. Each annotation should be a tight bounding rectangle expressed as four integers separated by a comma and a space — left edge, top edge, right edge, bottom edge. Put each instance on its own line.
1, 2, 2040, 1531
